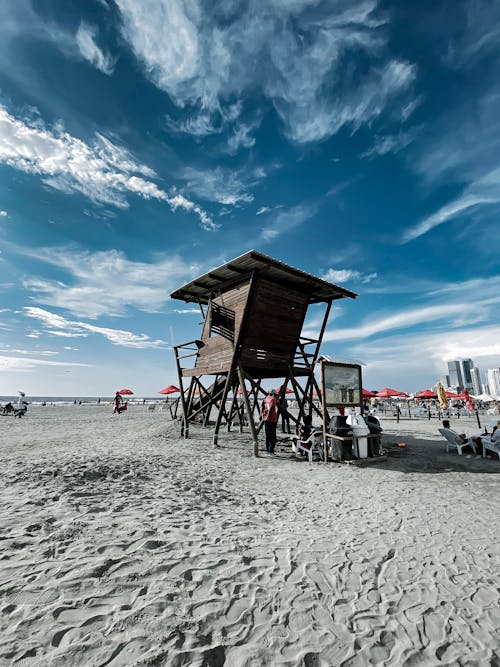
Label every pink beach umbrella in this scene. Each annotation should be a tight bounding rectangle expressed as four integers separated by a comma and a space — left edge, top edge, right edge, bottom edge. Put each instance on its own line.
118, 389, 134, 395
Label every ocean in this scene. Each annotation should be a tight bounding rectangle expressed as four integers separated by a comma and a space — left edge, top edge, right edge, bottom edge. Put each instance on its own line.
0, 396, 171, 406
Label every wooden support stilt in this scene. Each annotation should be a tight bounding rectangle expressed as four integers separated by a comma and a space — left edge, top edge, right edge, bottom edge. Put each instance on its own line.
212, 372, 233, 447
238, 363, 259, 457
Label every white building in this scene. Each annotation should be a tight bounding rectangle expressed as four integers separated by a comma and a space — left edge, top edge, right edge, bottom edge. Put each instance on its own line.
486, 368, 500, 397
470, 366, 482, 396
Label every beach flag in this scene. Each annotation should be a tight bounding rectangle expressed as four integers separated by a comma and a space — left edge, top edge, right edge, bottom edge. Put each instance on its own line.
435, 382, 449, 410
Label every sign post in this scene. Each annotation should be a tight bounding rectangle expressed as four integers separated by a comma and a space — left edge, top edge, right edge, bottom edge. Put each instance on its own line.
320, 360, 363, 462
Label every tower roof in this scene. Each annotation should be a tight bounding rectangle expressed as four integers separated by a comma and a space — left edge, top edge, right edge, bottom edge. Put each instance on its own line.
170, 249, 357, 305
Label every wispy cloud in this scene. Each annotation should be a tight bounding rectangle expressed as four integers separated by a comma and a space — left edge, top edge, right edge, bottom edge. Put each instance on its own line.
180, 166, 257, 205
117, 0, 416, 144
402, 35, 500, 242
316, 276, 500, 342
76, 21, 116, 74
0, 105, 216, 230
15, 246, 201, 318
0, 210, 7, 217
24, 307, 169, 349
361, 127, 420, 158
0, 354, 90, 371
259, 204, 318, 242
322, 268, 377, 285
256, 206, 271, 216
403, 165, 500, 242
444, 1, 500, 69
347, 324, 500, 391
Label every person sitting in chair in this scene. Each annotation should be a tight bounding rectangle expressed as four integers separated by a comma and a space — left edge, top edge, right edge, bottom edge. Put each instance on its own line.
2, 402, 14, 415
441, 419, 482, 450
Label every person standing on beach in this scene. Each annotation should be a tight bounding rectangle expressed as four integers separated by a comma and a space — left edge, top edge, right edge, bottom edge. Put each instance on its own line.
113, 391, 123, 414
15, 391, 28, 418
261, 390, 278, 456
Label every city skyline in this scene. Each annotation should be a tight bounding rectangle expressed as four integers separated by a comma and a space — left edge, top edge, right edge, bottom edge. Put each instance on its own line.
441, 358, 500, 397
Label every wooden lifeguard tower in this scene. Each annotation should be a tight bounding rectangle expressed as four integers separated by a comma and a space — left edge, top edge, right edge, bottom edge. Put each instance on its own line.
170, 250, 356, 454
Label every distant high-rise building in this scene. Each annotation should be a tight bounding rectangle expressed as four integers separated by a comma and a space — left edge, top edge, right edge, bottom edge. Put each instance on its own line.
487, 368, 500, 397
447, 360, 464, 391
470, 367, 481, 395
460, 358, 474, 391
440, 375, 450, 389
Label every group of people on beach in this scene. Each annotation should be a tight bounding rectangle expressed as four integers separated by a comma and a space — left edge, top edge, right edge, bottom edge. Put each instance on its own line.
441, 418, 499, 452
1, 392, 29, 418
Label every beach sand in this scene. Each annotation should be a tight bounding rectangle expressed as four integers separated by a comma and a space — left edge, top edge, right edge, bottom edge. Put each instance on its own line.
1, 406, 499, 666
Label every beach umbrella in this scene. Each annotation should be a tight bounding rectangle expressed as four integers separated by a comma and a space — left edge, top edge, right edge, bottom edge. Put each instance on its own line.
275, 386, 294, 395
362, 388, 376, 398
445, 390, 460, 398
473, 393, 494, 402
415, 389, 437, 399
118, 388, 133, 395
376, 387, 408, 398
158, 385, 180, 395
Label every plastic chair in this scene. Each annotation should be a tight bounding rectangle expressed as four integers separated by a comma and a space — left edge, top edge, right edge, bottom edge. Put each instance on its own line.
291, 430, 324, 463
438, 428, 476, 455
481, 430, 500, 460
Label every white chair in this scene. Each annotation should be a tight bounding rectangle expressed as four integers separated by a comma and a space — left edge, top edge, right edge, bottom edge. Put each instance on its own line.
481, 430, 500, 460
438, 428, 477, 455
291, 430, 324, 463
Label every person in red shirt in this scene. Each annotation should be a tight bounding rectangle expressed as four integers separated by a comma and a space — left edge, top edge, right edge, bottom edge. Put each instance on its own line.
261, 390, 278, 456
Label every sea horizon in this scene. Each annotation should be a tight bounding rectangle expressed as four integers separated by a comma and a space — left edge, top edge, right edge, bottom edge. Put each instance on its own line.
0, 395, 173, 405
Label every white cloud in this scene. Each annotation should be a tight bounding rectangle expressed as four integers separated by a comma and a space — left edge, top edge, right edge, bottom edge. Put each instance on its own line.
24, 307, 169, 349
361, 127, 420, 158
0, 210, 7, 217
116, 0, 416, 144
316, 276, 500, 342
76, 22, 116, 74
17, 246, 201, 318
403, 166, 500, 242
256, 206, 270, 216
322, 268, 377, 284
180, 166, 256, 205
225, 121, 258, 155
347, 324, 500, 392
0, 105, 215, 230
259, 204, 318, 242
0, 354, 90, 371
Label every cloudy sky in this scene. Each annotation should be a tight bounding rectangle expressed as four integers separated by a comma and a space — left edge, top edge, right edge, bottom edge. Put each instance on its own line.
1, 0, 500, 396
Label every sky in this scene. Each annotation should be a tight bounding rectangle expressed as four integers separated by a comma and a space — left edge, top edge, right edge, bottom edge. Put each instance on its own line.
1, 0, 500, 397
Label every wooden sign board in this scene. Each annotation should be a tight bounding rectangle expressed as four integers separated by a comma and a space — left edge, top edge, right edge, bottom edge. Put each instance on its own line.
320, 360, 362, 408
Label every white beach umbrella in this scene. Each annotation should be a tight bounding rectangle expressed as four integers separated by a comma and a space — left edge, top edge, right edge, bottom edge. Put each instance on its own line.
474, 393, 495, 402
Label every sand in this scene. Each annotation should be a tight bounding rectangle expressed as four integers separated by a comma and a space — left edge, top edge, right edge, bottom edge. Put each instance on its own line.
1, 405, 499, 666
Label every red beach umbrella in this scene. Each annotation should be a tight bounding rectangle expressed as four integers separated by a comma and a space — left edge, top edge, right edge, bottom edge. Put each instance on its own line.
445, 391, 460, 398
159, 385, 180, 395
362, 388, 376, 398
118, 389, 133, 395
275, 386, 294, 395
376, 387, 408, 398
414, 389, 437, 399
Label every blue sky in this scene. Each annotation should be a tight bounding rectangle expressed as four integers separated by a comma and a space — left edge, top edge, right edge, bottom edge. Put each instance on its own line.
1, 0, 500, 396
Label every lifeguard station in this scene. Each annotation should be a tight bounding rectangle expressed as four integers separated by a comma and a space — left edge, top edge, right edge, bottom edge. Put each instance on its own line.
170, 250, 356, 454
